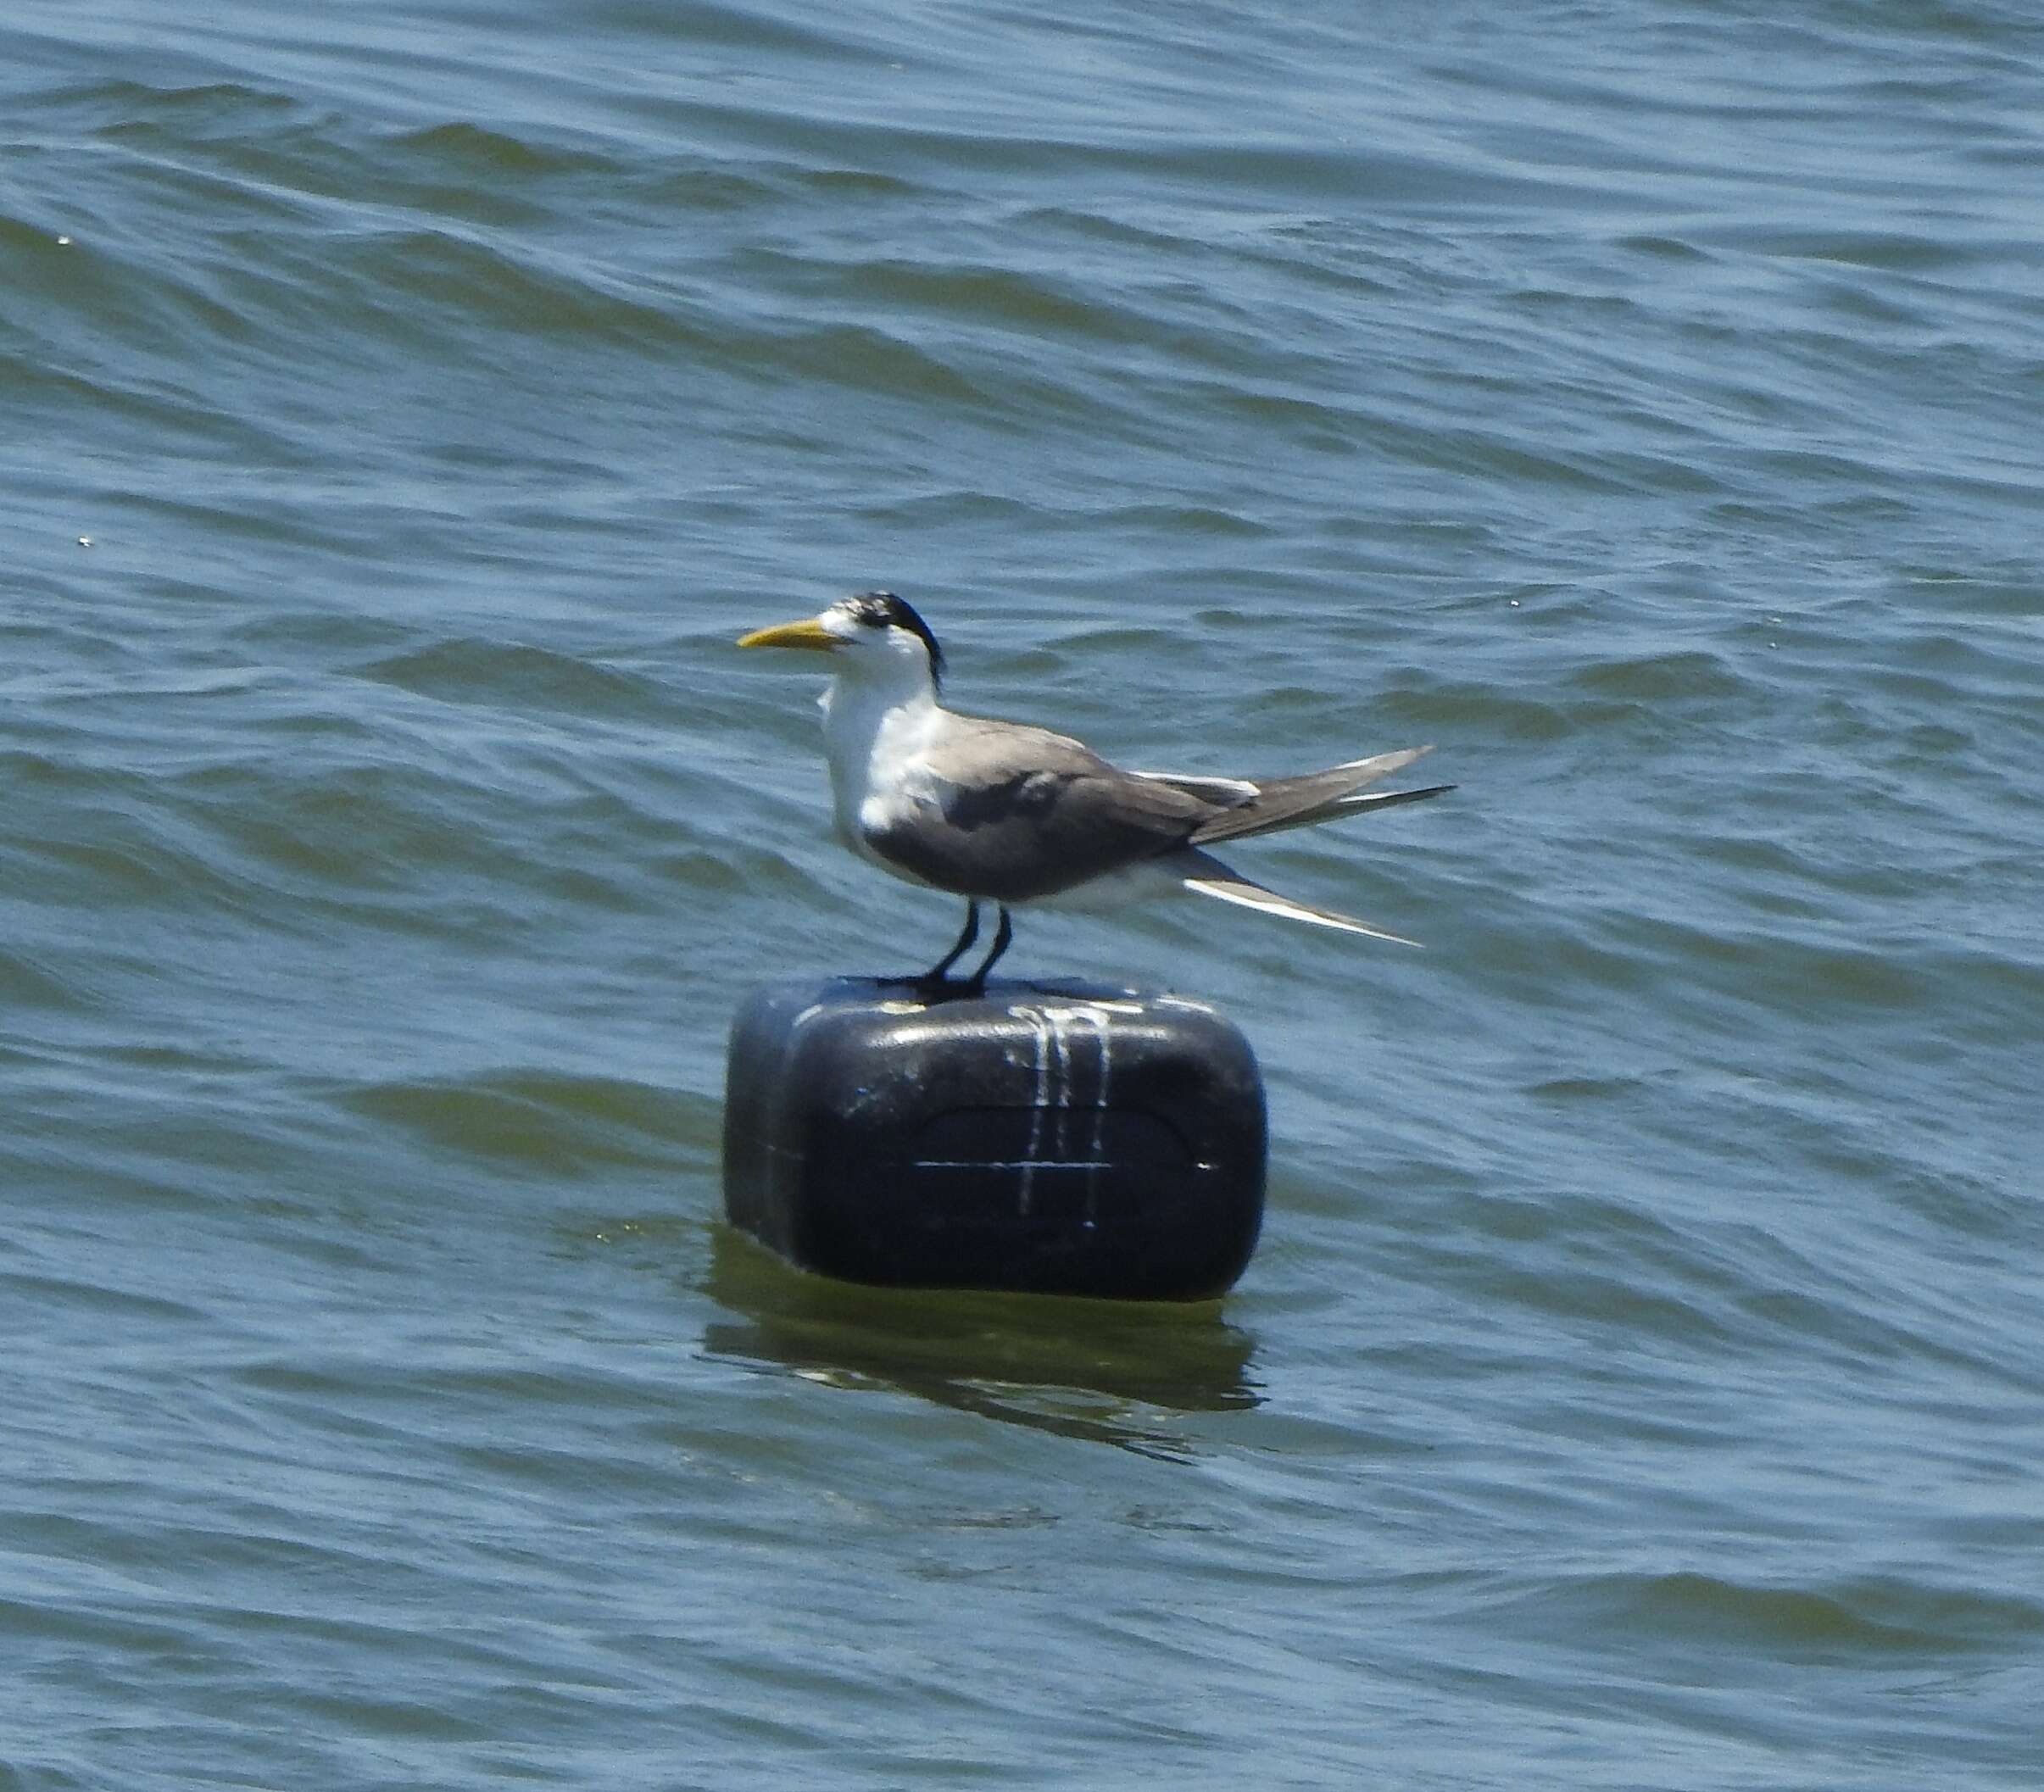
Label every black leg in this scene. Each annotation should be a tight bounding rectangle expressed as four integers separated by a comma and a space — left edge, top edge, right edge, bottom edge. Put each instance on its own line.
920, 899, 980, 985
961, 904, 1013, 994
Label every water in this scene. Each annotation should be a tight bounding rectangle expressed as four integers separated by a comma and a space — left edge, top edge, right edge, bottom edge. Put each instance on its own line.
5, 0, 2042, 1784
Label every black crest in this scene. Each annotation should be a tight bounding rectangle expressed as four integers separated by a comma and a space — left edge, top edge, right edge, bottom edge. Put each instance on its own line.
846, 590, 945, 687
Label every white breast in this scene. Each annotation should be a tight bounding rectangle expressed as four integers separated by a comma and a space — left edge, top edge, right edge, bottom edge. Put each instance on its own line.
820, 679, 947, 888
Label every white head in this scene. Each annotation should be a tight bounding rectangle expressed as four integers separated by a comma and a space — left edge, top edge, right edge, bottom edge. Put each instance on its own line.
738, 590, 945, 693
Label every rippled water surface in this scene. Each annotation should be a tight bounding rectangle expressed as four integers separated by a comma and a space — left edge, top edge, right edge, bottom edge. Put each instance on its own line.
6, 1, 2043, 1785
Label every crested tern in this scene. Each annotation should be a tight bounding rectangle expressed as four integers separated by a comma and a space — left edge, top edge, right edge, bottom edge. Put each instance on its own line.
738, 592, 1451, 993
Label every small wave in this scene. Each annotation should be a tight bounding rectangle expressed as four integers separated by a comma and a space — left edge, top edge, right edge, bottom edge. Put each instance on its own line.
386, 120, 614, 182
361, 638, 663, 722
576, 0, 905, 63
339, 1070, 701, 1172
331, 225, 720, 355
1566, 648, 1748, 703
0, 1270, 208, 1327
1484, 1568, 2044, 1657
0, 943, 94, 1011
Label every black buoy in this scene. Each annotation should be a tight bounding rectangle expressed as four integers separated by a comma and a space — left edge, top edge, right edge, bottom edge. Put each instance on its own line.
721, 977, 1266, 1302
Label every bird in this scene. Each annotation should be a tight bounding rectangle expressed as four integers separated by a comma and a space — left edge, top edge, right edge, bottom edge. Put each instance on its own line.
737, 591, 1451, 995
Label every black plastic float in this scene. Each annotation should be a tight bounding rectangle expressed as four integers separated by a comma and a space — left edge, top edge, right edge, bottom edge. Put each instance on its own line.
721, 977, 1266, 1301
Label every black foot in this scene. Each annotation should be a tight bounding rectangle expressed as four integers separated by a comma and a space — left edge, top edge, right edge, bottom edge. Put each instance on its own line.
867, 971, 979, 1003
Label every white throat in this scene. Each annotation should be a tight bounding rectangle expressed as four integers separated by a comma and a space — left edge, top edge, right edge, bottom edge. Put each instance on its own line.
818, 658, 944, 855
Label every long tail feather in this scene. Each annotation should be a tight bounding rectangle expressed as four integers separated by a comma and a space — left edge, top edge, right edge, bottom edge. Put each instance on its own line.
1178, 850, 1421, 946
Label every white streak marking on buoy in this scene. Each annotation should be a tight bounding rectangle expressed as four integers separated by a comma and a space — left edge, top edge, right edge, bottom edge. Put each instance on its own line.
1085, 1010, 1111, 1225
1017, 1005, 1051, 1216
1048, 1006, 1074, 1166
1030, 1005, 1117, 1228
1011, 1002, 1120, 1220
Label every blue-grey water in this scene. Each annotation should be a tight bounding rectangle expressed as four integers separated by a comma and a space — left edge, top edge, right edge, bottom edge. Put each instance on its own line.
6, 1, 2042, 1785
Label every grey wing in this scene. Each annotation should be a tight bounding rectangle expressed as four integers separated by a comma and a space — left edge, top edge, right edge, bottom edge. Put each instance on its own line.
866, 717, 1217, 902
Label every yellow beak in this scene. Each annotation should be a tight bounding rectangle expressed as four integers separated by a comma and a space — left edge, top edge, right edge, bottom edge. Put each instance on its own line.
737, 616, 838, 652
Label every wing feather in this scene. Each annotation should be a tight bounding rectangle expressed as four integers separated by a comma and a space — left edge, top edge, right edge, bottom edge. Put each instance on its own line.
863, 715, 1217, 901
